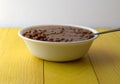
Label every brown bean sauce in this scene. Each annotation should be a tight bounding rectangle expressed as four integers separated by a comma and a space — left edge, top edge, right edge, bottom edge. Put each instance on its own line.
22, 26, 94, 42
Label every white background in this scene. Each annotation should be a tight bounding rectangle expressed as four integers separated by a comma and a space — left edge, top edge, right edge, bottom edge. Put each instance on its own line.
0, 0, 120, 28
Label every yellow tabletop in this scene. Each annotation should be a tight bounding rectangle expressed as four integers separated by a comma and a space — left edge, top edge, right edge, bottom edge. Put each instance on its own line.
0, 28, 120, 84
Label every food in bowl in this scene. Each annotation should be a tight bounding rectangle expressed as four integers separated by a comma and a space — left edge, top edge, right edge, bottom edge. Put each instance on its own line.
18, 25, 98, 62
22, 26, 94, 42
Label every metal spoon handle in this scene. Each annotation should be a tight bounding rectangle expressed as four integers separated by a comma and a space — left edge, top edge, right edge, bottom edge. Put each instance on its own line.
94, 28, 120, 35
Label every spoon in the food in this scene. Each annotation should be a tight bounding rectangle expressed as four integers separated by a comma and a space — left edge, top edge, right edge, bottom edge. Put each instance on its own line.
93, 28, 120, 35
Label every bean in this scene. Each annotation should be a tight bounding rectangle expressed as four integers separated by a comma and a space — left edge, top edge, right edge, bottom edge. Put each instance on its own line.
22, 26, 94, 42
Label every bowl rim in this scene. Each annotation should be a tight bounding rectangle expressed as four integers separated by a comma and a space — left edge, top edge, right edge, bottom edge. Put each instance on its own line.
18, 24, 99, 44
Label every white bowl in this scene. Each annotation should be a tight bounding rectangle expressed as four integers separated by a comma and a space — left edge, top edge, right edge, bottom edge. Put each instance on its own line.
18, 24, 98, 62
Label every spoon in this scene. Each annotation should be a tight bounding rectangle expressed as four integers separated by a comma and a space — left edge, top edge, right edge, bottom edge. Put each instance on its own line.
94, 28, 120, 35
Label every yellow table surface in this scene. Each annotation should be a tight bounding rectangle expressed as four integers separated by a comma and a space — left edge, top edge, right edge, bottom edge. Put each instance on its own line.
0, 28, 120, 84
